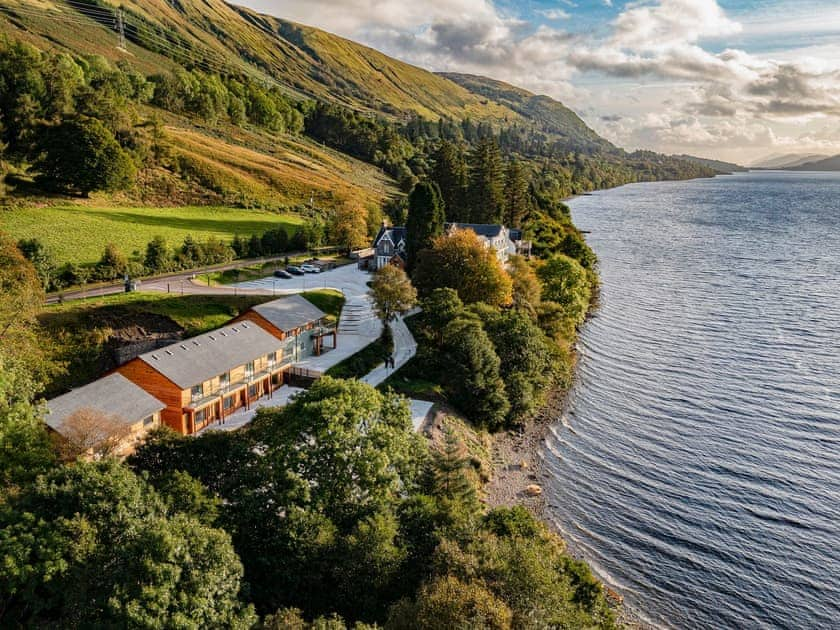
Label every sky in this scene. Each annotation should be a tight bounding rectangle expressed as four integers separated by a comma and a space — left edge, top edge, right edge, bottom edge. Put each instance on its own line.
238, 0, 840, 164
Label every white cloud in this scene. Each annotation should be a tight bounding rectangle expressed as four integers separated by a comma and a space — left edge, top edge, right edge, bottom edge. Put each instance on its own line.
538, 8, 571, 21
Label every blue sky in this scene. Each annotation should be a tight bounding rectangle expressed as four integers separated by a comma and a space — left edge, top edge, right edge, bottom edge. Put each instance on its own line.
241, 0, 840, 163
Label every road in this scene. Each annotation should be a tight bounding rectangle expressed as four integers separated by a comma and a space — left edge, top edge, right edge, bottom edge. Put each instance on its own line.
45, 255, 298, 304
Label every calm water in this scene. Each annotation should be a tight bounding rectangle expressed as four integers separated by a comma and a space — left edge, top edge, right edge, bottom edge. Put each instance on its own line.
544, 171, 840, 629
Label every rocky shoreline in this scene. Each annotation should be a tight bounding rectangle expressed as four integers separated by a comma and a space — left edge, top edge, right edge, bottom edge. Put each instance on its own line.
482, 383, 650, 629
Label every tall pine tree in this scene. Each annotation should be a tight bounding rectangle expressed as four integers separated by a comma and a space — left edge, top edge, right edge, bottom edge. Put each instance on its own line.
503, 158, 530, 228
431, 140, 468, 222
467, 137, 505, 224
405, 181, 445, 272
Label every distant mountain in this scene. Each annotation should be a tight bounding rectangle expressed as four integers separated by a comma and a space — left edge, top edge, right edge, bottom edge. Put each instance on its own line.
673, 154, 747, 174
786, 154, 840, 171
439, 73, 614, 153
751, 153, 831, 169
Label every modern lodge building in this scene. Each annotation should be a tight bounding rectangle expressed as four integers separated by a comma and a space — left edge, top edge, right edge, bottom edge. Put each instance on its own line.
45, 373, 166, 456
113, 295, 330, 435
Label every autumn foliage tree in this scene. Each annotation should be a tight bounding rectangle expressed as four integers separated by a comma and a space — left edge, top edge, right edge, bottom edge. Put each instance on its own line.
330, 200, 369, 253
413, 228, 513, 307
369, 264, 417, 322
57, 408, 132, 460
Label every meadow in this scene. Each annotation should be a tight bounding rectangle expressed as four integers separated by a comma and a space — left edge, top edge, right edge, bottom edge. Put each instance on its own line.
1, 205, 304, 266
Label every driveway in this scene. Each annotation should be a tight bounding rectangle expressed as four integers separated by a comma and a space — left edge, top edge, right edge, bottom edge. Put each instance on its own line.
232, 263, 372, 300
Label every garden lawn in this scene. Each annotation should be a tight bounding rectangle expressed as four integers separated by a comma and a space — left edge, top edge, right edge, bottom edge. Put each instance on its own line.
1, 205, 304, 266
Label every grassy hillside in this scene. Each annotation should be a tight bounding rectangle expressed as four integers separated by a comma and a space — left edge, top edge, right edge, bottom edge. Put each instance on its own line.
0, 0, 514, 122
1, 205, 302, 265
0, 0, 399, 212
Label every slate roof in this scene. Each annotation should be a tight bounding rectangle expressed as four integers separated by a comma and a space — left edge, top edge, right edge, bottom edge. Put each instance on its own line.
251, 294, 327, 333
373, 225, 407, 248
138, 320, 282, 389
46, 373, 165, 435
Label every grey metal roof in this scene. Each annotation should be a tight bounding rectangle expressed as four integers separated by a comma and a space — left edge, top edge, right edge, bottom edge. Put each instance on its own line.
252, 294, 326, 333
46, 373, 165, 435
139, 320, 283, 389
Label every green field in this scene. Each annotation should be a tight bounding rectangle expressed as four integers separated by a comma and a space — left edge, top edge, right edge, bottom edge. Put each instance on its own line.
1, 205, 305, 266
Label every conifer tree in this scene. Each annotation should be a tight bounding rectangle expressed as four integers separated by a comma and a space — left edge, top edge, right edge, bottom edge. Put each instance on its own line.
467, 137, 505, 224
430, 140, 468, 222
503, 158, 530, 228
405, 181, 445, 272
432, 429, 478, 509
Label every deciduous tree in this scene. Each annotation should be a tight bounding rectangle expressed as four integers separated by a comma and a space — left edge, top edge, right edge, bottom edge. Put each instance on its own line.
537, 253, 592, 326
413, 229, 512, 307
369, 264, 417, 322
96, 242, 128, 280
0, 459, 256, 628
330, 200, 369, 253
57, 407, 132, 460
32, 117, 135, 195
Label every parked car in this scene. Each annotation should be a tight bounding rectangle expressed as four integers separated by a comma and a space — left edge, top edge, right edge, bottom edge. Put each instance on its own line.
273, 269, 292, 279
286, 265, 304, 275
300, 264, 321, 273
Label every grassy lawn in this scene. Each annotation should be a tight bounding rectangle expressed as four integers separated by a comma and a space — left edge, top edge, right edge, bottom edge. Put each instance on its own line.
326, 334, 390, 380
42, 292, 275, 336
301, 290, 345, 324
1, 205, 304, 266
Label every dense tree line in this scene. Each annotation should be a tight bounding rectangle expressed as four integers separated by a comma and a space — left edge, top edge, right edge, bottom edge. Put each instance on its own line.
149, 68, 304, 133
18, 216, 356, 289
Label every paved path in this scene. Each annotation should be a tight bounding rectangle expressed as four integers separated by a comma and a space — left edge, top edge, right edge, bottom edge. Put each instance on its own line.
195, 265, 432, 435
362, 314, 417, 386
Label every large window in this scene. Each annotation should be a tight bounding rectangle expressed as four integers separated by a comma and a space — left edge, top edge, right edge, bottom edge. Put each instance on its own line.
195, 408, 207, 425
220, 371, 230, 388
245, 361, 255, 378
223, 397, 234, 410
142, 415, 156, 428
191, 384, 203, 402
267, 352, 277, 367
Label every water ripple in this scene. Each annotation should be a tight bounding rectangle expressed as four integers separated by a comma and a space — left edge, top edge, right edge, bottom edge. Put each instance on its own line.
546, 172, 840, 629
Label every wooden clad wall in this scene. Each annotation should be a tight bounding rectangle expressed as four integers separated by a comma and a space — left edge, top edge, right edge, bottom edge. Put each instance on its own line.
234, 311, 287, 341
117, 359, 189, 434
